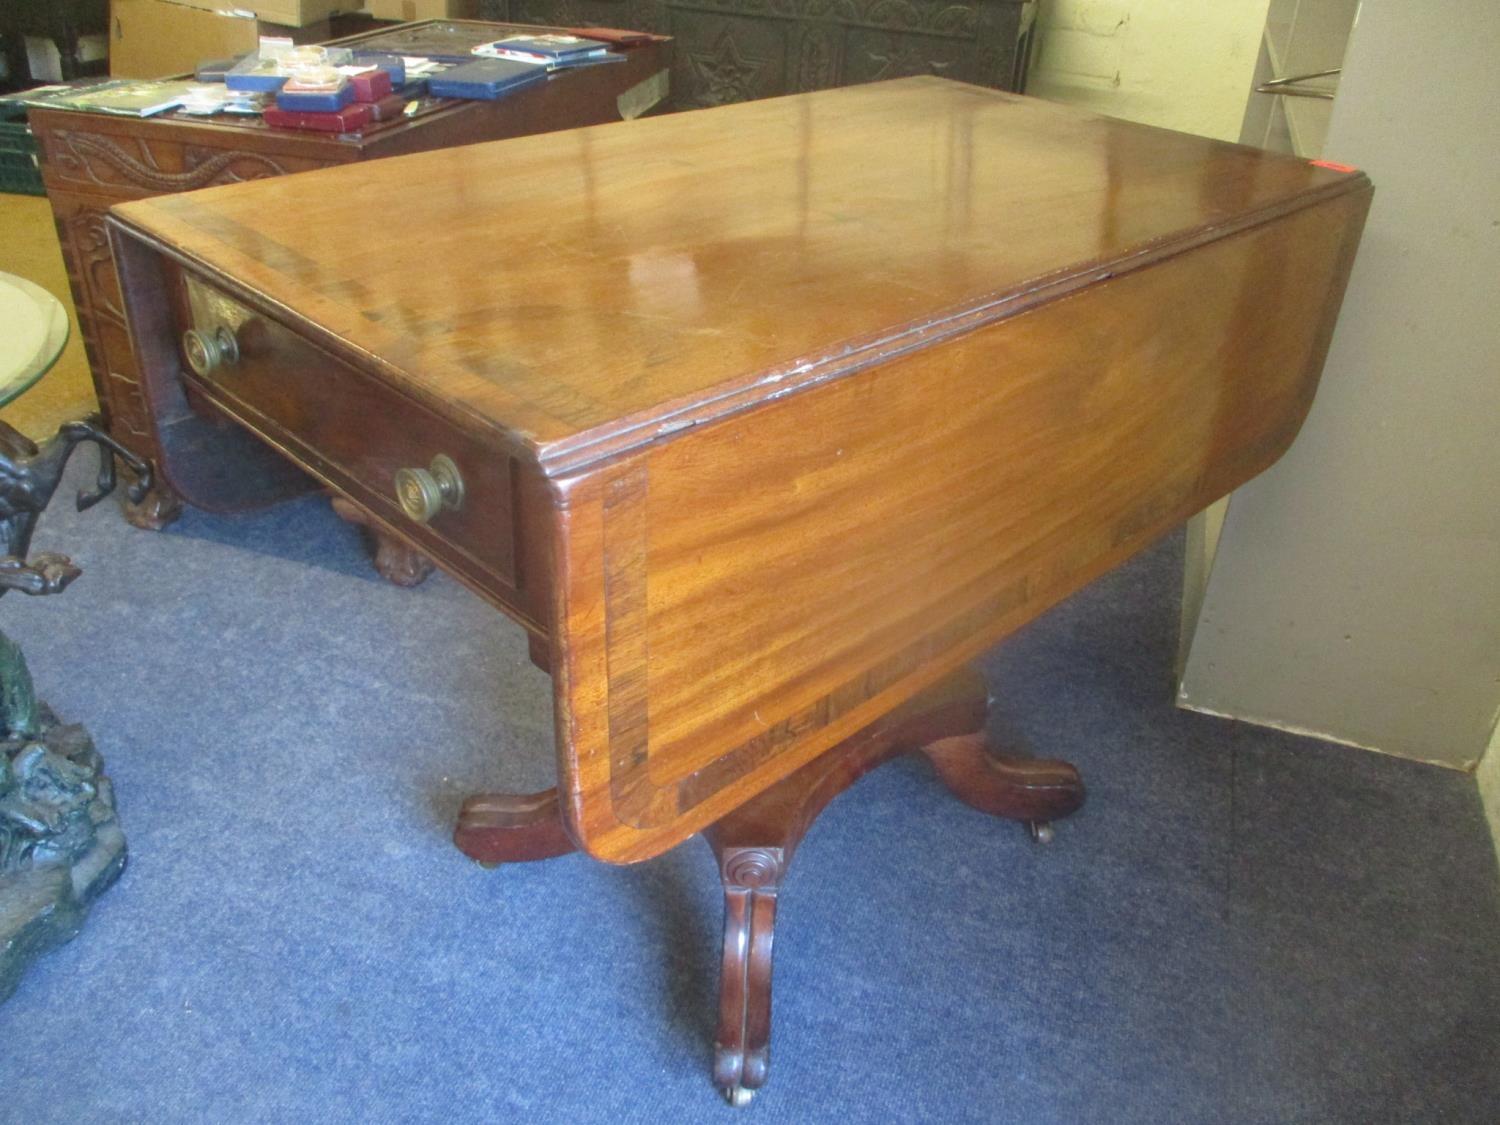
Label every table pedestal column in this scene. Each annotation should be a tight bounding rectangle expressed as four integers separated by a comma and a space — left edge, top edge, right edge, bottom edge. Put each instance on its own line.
453, 665, 1085, 1103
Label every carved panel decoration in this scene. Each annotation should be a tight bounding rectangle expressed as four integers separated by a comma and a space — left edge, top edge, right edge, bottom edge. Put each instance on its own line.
42, 131, 324, 194
795, 25, 839, 90
844, 29, 970, 85
48, 213, 92, 331
60, 208, 125, 323
45, 195, 159, 453
102, 370, 154, 443
500, 0, 1032, 107
681, 23, 784, 107
351, 19, 529, 58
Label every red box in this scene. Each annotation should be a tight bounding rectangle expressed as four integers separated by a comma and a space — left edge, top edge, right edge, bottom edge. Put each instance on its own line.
263, 103, 374, 133
367, 93, 411, 122
350, 69, 394, 103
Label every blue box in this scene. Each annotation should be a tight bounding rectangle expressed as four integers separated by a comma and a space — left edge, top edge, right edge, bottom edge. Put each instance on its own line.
276, 82, 355, 113
427, 59, 549, 101
225, 58, 289, 93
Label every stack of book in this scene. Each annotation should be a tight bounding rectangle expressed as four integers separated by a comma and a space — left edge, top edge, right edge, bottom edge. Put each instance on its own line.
195, 43, 420, 134
4, 80, 218, 118
262, 58, 414, 134
471, 34, 624, 71
1, 33, 630, 127
423, 33, 622, 102
427, 58, 550, 102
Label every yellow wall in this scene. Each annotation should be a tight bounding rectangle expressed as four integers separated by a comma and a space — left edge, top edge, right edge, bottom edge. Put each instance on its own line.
1028, 0, 1271, 141
0, 196, 98, 436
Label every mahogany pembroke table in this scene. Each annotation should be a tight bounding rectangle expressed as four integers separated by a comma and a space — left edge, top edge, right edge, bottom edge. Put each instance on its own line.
104, 78, 1370, 1103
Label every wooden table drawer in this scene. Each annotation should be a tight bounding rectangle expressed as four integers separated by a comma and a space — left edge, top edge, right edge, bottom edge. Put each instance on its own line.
178, 273, 517, 587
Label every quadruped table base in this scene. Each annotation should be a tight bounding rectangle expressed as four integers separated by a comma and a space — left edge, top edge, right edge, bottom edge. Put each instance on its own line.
452, 663, 1085, 1104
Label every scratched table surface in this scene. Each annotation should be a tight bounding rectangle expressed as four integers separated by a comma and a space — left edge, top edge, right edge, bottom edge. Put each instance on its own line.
110, 76, 1357, 475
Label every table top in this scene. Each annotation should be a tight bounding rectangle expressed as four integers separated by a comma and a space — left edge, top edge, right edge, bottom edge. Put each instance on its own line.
0, 272, 69, 407
109, 77, 1368, 477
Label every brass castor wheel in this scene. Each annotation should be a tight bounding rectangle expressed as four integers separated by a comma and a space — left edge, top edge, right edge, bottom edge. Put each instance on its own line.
1026, 820, 1054, 844
724, 1086, 755, 1107
473, 858, 503, 870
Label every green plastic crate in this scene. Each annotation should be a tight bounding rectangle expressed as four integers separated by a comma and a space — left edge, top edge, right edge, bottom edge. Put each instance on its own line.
0, 108, 45, 197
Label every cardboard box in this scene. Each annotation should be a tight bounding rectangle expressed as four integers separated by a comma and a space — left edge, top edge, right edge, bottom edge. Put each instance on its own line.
109, 0, 328, 79
361, 1, 481, 21
25, 34, 110, 81
153, 0, 347, 27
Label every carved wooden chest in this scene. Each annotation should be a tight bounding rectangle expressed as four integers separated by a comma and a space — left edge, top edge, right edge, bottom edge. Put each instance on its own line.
497, 0, 1034, 108
28, 18, 669, 528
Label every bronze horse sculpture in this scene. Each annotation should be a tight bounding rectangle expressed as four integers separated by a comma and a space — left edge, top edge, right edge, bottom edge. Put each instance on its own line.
0, 414, 151, 599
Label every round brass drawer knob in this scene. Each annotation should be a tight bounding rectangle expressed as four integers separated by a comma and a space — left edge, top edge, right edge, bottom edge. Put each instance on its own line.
394, 454, 465, 524
182, 325, 239, 377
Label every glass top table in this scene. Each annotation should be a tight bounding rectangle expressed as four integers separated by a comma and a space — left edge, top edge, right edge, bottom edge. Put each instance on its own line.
0, 271, 69, 408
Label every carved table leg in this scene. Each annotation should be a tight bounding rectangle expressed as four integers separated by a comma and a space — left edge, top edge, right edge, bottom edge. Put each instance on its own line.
922, 734, 1086, 844
701, 665, 1085, 1103
329, 496, 435, 588
709, 846, 782, 1106
453, 789, 577, 868
121, 473, 183, 531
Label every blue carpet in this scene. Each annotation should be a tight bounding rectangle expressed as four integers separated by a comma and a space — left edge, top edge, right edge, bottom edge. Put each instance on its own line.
2, 455, 1498, 1124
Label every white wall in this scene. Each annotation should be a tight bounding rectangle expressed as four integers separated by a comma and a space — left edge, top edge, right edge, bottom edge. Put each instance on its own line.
1178, 2, 1500, 774
1480, 720, 1500, 869
1028, 0, 1271, 141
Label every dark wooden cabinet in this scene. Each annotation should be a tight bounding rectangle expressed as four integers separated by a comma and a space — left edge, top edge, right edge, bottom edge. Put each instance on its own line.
495, 0, 1035, 108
